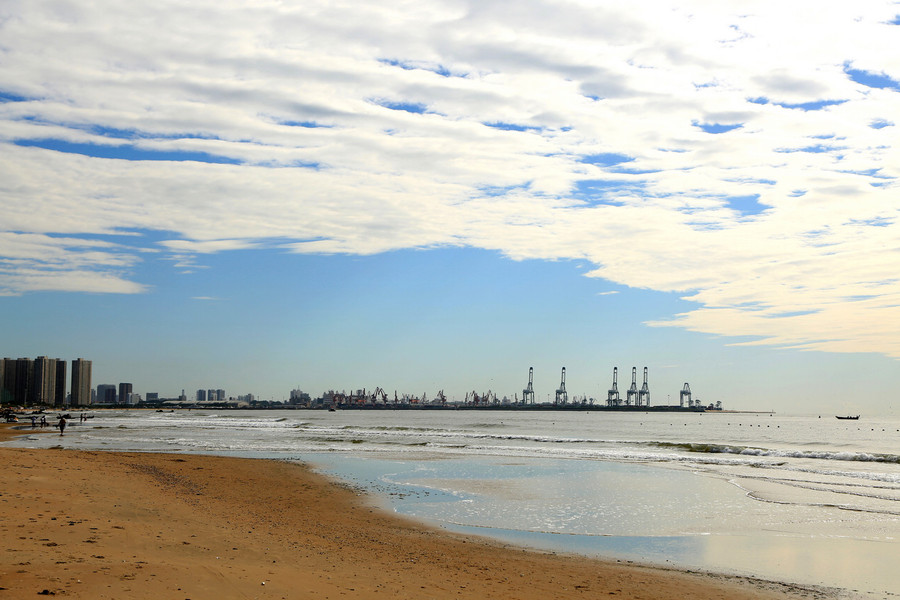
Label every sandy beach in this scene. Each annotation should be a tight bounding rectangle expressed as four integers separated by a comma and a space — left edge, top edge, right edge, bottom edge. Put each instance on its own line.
0, 424, 825, 599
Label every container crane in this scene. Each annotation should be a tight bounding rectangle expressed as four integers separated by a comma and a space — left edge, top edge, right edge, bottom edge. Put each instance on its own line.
607, 367, 620, 406
680, 383, 692, 407
522, 367, 535, 404
555, 367, 568, 405
639, 367, 650, 406
626, 367, 638, 405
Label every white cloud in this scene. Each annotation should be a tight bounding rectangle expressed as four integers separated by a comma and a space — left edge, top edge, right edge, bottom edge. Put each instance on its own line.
0, 232, 148, 295
0, 0, 898, 355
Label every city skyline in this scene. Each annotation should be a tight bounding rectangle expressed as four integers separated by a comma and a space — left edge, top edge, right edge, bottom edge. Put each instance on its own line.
2, 2, 899, 414
0, 353, 722, 407
0, 354, 723, 408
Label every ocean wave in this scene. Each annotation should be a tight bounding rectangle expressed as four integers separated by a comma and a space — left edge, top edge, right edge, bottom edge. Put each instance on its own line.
364, 425, 445, 433
656, 442, 900, 464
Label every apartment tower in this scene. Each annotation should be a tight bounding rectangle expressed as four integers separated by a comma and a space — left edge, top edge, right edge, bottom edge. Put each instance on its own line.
71, 358, 92, 406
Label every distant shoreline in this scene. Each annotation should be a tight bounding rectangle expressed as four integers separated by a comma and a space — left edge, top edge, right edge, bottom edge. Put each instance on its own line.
51, 403, 719, 412
5, 404, 774, 414
329, 403, 713, 412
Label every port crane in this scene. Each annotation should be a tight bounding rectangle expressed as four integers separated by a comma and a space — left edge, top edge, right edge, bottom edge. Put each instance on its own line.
607, 367, 620, 406
638, 367, 650, 406
626, 367, 638, 405
680, 383, 692, 407
522, 367, 535, 405
555, 367, 568, 405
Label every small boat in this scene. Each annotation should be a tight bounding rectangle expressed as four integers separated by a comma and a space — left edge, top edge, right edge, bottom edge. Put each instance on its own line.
835, 415, 859, 420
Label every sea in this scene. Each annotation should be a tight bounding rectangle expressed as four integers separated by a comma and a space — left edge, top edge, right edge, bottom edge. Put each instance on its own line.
9, 408, 900, 598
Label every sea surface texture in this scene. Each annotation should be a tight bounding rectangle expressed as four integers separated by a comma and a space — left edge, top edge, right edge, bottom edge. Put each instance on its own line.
13, 409, 900, 598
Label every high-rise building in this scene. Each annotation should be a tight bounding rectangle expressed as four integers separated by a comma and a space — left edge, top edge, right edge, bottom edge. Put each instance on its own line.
196, 389, 207, 402
216, 389, 225, 402
54, 360, 67, 407
207, 389, 216, 402
71, 359, 92, 406
33, 357, 58, 405
14, 358, 33, 404
97, 384, 116, 404
2, 357, 67, 406
119, 383, 133, 405
0, 358, 13, 404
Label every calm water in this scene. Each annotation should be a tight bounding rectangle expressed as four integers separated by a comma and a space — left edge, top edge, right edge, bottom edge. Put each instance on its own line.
10, 409, 900, 597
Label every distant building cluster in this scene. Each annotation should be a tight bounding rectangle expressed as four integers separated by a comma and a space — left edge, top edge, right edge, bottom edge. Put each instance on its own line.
196, 389, 226, 402
95, 382, 139, 406
1, 357, 93, 407
290, 389, 311, 404
2, 357, 141, 408
0, 356, 264, 409
182, 390, 261, 407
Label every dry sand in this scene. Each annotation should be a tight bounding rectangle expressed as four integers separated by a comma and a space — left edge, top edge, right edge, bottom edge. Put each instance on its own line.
0, 423, 829, 599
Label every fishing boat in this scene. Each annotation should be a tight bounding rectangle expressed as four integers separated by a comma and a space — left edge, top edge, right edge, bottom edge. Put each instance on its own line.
835, 415, 859, 420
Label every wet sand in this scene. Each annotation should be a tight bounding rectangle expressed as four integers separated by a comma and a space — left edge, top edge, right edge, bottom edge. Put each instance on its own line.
0, 424, 828, 599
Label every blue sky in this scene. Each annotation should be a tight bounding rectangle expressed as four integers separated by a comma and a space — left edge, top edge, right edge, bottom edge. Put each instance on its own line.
2, 1, 899, 413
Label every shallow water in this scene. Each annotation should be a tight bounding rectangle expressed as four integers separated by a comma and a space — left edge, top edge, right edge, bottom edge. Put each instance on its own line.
307, 451, 898, 598
9, 408, 900, 597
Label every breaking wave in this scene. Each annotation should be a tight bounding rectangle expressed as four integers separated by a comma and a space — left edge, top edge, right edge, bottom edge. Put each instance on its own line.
656, 442, 900, 464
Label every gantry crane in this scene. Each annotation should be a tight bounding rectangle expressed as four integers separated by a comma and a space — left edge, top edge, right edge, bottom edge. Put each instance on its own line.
522, 367, 535, 404
626, 367, 638, 405
607, 367, 620, 406
639, 367, 650, 406
680, 383, 692, 407
555, 367, 568, 404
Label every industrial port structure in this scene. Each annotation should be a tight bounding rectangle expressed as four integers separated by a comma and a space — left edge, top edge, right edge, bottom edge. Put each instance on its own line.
319, 366, 719, 412
523, 366, 709, 409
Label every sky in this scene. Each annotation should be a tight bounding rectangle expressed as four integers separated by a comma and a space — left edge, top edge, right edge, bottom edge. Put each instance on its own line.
1, 0, 899, 414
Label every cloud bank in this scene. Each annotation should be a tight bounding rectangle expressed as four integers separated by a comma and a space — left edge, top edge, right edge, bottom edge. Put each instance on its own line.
1, 0, 898, 356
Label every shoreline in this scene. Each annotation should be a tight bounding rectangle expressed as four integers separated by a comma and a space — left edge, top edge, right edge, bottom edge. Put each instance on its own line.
0, 425, 831, 599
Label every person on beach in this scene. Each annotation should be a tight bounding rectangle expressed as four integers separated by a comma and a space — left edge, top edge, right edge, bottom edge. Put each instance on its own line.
57, 415, 66, 436
30, 415, 36, 428
40, 415, 47, 428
